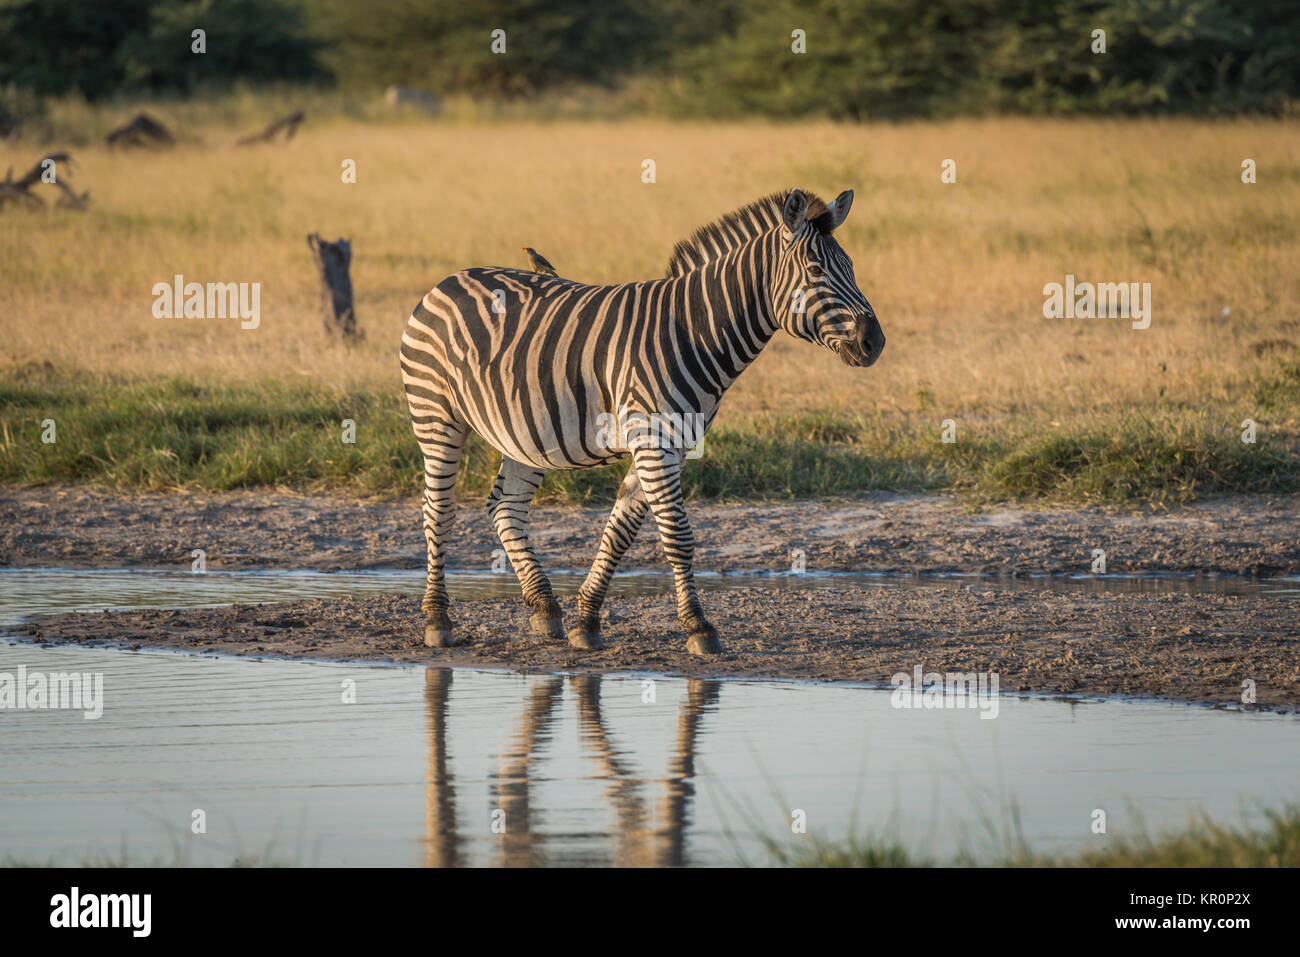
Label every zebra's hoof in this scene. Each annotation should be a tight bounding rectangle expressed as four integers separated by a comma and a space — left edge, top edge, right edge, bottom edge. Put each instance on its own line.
566, 627, 605, 651
686, 627, 723, 656
424, 624, 456, 648
529, 610, 565, 640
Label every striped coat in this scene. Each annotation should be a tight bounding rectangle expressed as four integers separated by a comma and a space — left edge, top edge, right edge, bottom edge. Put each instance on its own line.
401, 187, 884, 654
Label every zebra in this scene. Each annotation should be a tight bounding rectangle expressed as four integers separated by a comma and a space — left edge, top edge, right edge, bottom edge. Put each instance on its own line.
400, 187, 885, 655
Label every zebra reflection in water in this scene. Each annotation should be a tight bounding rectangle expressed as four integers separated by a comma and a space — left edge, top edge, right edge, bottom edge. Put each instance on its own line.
421, 670, 721, 867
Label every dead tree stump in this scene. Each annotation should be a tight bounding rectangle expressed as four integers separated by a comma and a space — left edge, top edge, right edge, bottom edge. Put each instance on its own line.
307, 233, 361, 341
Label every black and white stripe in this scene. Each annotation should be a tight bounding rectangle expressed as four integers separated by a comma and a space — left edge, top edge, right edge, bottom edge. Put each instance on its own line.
401, 187, 885, 654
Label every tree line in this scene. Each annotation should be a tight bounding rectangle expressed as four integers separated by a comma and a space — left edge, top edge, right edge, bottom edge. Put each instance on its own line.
2, 0, 1296, 117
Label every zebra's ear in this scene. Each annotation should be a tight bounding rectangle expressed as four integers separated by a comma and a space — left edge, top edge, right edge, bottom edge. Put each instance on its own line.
782, 189, 810, 233
823, 189, 854, 230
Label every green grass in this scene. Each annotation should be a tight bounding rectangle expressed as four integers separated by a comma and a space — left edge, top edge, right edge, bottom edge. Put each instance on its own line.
1253, 358, 1300, 413
10, 805, 1299, 868
773, 805, 1300, 868
981, 415, 1299, 506
1, 363, 1296, 505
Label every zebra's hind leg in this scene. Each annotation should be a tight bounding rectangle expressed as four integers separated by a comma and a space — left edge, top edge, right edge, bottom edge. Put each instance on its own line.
632, 447, 723, 656
418, 419, 469, 648
486, 458, 564, 640
569, 469, 650, 651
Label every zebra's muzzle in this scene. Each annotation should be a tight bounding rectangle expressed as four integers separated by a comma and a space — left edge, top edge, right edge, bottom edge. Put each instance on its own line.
859, 315, 885, 366
836, 316, 885, 368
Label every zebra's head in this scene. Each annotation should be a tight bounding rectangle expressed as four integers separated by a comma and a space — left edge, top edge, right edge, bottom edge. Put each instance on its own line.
773, 188, 885, 368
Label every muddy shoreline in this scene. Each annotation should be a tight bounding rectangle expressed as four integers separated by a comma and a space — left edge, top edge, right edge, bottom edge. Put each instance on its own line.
4, 488, 1297, 712
4, 487, 1299, 576
10, 585, 1299, 713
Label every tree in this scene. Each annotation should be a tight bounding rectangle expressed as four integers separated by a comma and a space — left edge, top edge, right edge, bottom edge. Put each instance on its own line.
0, 0, 326, 99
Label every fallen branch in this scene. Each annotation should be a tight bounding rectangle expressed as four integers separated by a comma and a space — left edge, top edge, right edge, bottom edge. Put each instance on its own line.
237, 110, 305, 146
106, 112, 174, 148
53, 179, 91, 210
0, 152, 88, 211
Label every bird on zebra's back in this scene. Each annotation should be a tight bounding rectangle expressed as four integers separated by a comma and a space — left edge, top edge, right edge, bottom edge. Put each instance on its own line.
404, 187, 885, 657
522, 246, 558, 276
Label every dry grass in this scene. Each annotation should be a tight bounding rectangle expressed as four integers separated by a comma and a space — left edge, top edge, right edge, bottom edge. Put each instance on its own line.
4, 115, 1296, 411
1, 111, 1297, 501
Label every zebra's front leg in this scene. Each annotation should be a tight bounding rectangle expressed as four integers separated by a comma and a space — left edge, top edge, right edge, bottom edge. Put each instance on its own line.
486, 458, 564, 640
569, 470, 650, 650
632, 447, 723, 655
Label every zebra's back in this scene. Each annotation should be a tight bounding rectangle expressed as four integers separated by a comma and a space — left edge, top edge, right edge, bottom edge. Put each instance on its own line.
402, 266, 683, 470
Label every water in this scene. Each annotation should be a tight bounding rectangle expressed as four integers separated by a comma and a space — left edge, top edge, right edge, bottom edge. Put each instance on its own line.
1, 566, 1295, 622
1, 568, 1297, 867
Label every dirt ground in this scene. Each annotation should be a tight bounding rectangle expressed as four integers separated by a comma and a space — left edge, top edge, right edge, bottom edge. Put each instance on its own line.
3, 487, 1298, 712
12, 587, 1299, 711
3, 486, 1299, 576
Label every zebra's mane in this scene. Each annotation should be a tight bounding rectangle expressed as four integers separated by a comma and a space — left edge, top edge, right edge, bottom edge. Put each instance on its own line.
665, 190, 830, 277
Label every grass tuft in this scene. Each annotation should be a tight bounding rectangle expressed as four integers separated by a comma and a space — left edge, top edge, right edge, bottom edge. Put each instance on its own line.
981, 413, 1299, 505
776, 804, 1300, 868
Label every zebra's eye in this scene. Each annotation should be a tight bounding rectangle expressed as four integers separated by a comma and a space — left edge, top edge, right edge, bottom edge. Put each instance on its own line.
807, 263, 826, 279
